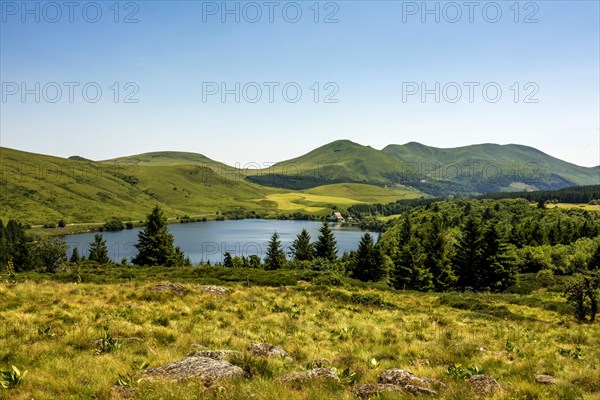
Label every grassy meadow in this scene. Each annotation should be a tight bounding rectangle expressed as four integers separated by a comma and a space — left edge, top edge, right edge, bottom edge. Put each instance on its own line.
1, 267, 599, 400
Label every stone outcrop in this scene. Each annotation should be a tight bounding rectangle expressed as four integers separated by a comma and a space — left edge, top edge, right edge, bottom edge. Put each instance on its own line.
142, 355, 243, 386
467, 374, 502, 396
248, 343, 293, 360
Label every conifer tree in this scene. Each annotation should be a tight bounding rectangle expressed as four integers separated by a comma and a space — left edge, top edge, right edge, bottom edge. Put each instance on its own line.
290, 229, 314, 261
479, 224, 516, 290
88, 234, 111, 264
424, 215, 455, 291
350, 232, 385, 282
314, 222, 337, 261
453, 216, 483, 290
69, 247, 81, 263
265, 232, 286, 270
391, 215, 433, 291
133, 206, 185, 266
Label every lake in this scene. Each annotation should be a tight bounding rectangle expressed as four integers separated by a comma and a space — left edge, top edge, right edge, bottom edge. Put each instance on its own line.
64, 219, 373, 264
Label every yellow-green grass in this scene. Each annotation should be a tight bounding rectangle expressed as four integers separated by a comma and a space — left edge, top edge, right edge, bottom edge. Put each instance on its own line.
1, 275, 599, 399
305, 183, 423, 204
264, 193, 362, 213
377, 214, 404, 222
546, 203, 600, 212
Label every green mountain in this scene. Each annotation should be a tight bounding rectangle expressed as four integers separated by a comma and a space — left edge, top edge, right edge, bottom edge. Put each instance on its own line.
1, 141, 597, 224
247, 140, 409, 189
382, 142, 598, 196
248, 140, 598, 196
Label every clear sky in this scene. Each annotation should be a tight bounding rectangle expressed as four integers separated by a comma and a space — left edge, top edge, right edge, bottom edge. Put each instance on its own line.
1, 0, 599, 167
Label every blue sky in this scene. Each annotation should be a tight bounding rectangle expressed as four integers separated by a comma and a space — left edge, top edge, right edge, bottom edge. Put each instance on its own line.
1, 0, 599, 167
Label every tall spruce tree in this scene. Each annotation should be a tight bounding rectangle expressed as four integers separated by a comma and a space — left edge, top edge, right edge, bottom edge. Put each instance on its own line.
453, 216, 484, 290
391, 215, 433, 291
350, 232, 385, 282
265, 232, 286, 270
479, 224, 516, 290
314, 222, 337, 261
424, 215, 455, 291
391, 215, 414, 290
69, 247, 81, 263
133, 206, 186, 266
290, 229, 314, 261
88, 234, 111, 264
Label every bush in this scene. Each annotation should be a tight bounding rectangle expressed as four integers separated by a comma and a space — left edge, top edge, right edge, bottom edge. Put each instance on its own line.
565, 272, 599, 323
31, 237, 68, 273
103, 218, 124, 231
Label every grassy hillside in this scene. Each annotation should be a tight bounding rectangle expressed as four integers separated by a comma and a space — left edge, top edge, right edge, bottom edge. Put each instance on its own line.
1, 148, 421, 224
305, 183, 423, 204
103, 151, 228, 169
1, 268, 598, 399
0, 147, 282, 224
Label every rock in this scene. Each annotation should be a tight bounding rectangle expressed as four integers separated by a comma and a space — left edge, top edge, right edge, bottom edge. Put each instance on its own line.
248, 343, 293, 360
403, 384, 439, 396
151, 283, 185, 294
467, 374, 502, 396
277, 368, 340, 385
277, 286, 287, 292
535, 374, 560, 385
109, 386, 137, 400
378, 369, 446, 389
196, 285, 231, 295
188, 350, 241, 361
352, 383, 405, 398
142, 355, 243, 386
305, 358, 332, 369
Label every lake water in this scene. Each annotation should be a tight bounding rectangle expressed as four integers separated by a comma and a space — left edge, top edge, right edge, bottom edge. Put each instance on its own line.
64, 219, 373, 264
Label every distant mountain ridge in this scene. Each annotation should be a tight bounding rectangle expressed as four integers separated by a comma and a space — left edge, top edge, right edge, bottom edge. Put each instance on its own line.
1, 140, 598, 223
247, 140, 598, 195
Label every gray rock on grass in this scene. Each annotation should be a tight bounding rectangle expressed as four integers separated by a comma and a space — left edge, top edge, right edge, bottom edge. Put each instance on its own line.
142, 355, 243, 386
248, 343, 293, 360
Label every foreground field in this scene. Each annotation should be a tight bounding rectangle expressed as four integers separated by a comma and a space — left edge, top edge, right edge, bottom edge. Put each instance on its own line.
1, 268, 599, 399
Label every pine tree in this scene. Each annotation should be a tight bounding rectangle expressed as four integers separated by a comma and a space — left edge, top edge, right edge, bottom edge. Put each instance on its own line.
314, 222, 337, 261
133, 206, 182, 266
69, 247, 81, 263
223, 252, 233, 268
5, 220, 29, 271
453, 216, 483, 290
88, 234, 111, 264
391, 215, 414, 289
391, 215, 433, 291
479, 224, 516, 290
424, 215, 454, 291
265, 232, 286, 270
350, 232, 384, 282
290, 229, 314, 261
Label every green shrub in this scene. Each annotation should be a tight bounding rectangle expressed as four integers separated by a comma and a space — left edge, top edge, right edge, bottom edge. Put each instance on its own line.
565, 272, 599, 323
